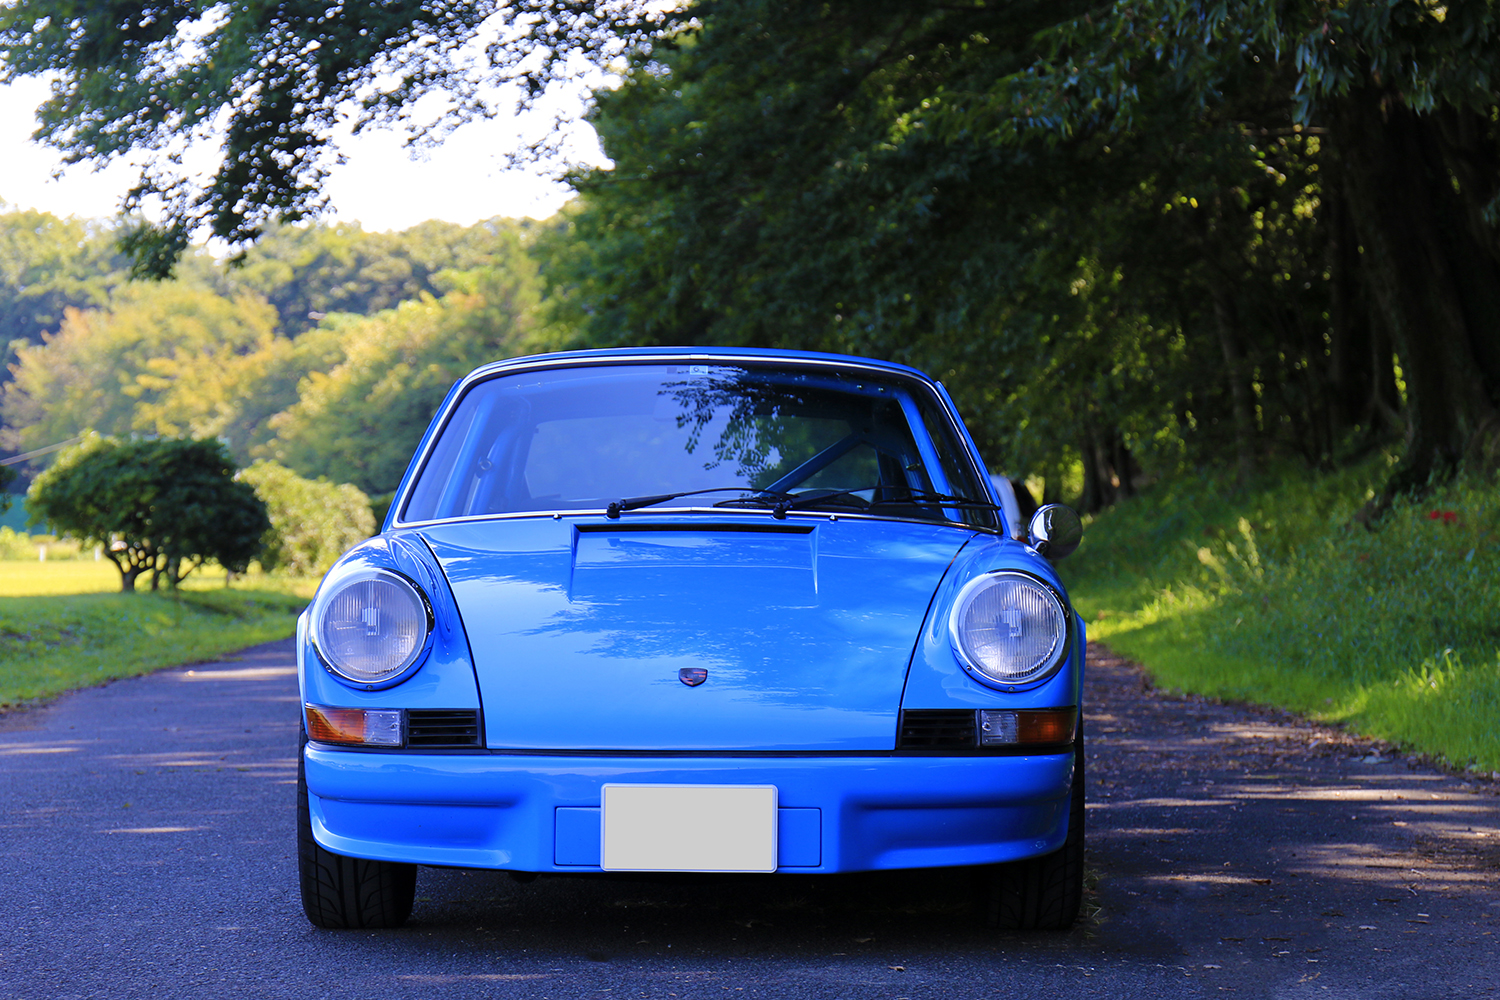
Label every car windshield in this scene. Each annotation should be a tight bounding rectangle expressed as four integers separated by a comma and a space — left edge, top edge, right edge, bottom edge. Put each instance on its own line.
401, 362, 994, 528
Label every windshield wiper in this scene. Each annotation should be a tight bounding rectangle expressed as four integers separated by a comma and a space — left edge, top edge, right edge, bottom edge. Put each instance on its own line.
605, 487, 793, 518
867, 488, 1001, 510
719, 488, 874, 520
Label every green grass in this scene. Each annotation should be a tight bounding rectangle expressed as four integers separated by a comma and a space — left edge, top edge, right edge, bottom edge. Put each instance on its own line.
0, 560, 122, 595
1061, 457, 1500, 774
0, 563, 317, 707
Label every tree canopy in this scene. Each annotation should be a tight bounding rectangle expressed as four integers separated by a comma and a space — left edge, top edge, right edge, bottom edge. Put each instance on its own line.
0, 206, 131, 366
266, 248, 544, 493
6, 0, 1498, 507
28, 434, 270, 590
543, 0, 1500, 502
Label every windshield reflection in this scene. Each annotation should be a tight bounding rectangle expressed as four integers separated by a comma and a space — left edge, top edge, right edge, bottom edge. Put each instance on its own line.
402, 363, 989, 528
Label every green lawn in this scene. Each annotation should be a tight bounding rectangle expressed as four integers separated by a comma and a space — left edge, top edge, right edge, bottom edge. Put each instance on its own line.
1060, 459, 1500, 774
0, 561, 316, 707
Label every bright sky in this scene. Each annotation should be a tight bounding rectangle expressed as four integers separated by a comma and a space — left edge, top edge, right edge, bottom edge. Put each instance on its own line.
0, 76, 606, 232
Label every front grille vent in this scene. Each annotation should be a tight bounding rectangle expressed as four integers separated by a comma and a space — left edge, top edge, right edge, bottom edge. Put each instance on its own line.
406, 709, 482, 749
898, 709, 976, 749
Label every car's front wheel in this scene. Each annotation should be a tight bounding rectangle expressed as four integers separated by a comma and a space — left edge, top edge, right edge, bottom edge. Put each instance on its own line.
985, 727, 1085, 930
298, 733, 417, 929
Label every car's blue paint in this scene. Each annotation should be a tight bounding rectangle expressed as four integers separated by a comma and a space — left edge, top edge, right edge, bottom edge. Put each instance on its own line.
899, 535, 1087, 707
302, 347, 1084, 876
418, 514, 974, 751
303, 746, 1074, 872
298, 534, 482, 713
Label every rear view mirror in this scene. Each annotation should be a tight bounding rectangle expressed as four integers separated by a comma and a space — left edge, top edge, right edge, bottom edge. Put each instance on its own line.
1028, 504, 1082, 560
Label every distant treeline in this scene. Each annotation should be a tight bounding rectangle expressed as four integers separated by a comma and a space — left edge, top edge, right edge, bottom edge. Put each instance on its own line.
0, 211, 563, 498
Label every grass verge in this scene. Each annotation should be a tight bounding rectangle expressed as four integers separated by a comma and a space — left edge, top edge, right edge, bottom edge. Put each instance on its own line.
0, 565, 317, 707
1061, 457, 1500, 774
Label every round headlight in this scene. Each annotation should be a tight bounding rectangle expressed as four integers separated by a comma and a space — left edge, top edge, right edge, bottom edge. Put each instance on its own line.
313, 569, 432, 686
949, 571, 1070, 687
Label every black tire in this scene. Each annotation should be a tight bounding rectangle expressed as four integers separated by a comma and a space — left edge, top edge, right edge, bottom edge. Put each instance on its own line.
298, 733, 417, 929
986, 727, 1085, 930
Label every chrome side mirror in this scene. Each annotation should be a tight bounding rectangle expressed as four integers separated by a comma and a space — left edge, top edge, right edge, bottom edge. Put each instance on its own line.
1028, 504, 1082, 560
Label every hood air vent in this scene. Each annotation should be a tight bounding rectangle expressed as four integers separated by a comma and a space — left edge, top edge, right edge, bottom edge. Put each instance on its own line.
898, 709, 976, 749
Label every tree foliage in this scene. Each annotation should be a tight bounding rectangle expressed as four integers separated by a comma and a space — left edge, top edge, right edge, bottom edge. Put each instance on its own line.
0, 0, 656, 272
539, 0, 1500, 505
0, 461, 15, 512
239, 460, 373, 576
0, 206, 131, 366
265, 251, 544, 493
207, 217, 540, 335
1, 281, 289, 457
28, 434, 270, 591
1, 216, 541, 478
7, 0, 1498, 507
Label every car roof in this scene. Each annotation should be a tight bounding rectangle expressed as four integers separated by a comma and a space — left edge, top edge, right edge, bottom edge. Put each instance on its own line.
462, 347, 937, 385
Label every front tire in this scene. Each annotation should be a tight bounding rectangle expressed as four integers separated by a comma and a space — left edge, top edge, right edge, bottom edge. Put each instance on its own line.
987, 728, 1085, 930
298, 734, 417, 929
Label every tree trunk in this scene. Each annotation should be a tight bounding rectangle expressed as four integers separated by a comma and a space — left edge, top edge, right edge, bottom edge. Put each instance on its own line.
1329, 90, 1500, 492
1210, 285, 1257, 485
1078, 427, 1104, 514
109, 554, 139, 593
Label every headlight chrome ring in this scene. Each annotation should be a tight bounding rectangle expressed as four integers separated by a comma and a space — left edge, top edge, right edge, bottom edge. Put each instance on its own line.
949, 570, 1071, 689
311, 568, 434, 689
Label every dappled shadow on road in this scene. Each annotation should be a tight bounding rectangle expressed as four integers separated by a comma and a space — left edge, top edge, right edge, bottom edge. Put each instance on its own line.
1080, 644, 1500, 987
407, 865, 1042, 959
331, 644, 1500, 995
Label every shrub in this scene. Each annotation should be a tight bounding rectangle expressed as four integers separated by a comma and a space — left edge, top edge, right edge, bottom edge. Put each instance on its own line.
240, 461, 374, 576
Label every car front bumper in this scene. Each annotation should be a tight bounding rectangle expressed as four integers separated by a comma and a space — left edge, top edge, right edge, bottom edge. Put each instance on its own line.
304, 746, 1077, 873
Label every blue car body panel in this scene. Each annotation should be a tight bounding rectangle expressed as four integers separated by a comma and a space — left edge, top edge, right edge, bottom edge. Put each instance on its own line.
301, 347, 1086, 876
900, 533, 1086, 708
298, 534, 482, 713
419, 515, 974, 751
302, 747, 1074, 872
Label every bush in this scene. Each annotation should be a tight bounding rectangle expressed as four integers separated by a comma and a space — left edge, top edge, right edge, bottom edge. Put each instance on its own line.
0, 527, 87, 561
240, 461, 374, 576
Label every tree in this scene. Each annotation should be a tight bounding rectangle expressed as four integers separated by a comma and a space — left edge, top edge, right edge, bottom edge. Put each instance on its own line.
240, 461, 374, 576
533, 0, 1496, 502
0, 0, 632, 273
210, 218, 539, 335
1, 282, 285, 457
27, 435, 269, 591
530, 2, 1352, 502
265, 252, 544, 493
0, 205, 131, 369
9, 0, 1497, 501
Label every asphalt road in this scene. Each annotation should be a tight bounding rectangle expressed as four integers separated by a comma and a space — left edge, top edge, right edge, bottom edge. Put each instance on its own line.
1, 639, 1497, 999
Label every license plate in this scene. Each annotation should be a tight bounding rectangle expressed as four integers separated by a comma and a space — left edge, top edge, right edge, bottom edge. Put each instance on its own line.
600, 784, 778, 872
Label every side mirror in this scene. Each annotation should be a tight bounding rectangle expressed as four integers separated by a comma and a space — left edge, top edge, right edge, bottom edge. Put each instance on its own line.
1028, 504, 1082, 560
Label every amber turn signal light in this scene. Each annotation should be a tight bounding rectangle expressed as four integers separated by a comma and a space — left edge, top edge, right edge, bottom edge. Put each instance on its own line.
305, 704, 403, 747
979, 708, 1077, 747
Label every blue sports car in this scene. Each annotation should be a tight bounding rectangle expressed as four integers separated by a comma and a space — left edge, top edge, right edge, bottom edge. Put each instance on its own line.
296, 348, 1086, 930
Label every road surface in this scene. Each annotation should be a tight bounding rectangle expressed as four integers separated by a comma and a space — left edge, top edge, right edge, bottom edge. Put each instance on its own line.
1, 640, 1496, 998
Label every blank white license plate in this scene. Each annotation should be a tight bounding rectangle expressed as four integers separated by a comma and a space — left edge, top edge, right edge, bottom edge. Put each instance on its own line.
600, 784, 778, 873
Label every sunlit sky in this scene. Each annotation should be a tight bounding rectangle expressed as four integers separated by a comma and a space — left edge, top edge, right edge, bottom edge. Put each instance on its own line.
0, 75, 607, 232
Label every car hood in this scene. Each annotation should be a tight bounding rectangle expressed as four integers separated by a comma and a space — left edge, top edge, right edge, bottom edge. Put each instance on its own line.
416, 516, 974, 751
